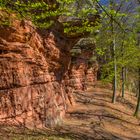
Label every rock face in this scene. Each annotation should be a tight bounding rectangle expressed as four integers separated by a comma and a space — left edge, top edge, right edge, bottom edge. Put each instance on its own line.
69, 39, 98, 90
0, 19, 98, 128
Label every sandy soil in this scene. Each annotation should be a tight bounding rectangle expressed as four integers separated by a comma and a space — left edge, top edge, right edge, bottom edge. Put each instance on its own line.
0, 85, 140, 140
56, 87, 140, 140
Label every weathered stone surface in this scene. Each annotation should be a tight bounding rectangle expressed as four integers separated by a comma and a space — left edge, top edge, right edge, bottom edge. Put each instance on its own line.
0, 19, 77, 128
0, 16, 98, 128
69, 38, 98, 90
86, 65, 98, 83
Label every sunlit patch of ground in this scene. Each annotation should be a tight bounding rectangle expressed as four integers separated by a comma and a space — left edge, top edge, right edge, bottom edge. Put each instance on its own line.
62, 84, 140, 140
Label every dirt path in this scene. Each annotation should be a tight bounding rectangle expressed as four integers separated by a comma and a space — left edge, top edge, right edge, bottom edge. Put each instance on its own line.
55, 87, 140, 140
0, 87, 140, 140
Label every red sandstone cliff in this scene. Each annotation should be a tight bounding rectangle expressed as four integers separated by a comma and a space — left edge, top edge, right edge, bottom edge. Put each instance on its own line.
0, 14, 98, 128
69, 38, 98, 90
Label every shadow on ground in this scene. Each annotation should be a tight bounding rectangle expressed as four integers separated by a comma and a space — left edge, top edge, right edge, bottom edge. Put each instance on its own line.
0, 87, 140, 140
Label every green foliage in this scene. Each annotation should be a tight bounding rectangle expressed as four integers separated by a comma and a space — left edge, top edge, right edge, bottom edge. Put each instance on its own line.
0, 8, 12, 26
95, 0, 140, 87
0, 0, 99, 35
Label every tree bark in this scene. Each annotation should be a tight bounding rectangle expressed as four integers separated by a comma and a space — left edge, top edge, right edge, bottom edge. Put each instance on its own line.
134, 68, 140, 117
122, 67, 125, 98
112, 37, 117, 103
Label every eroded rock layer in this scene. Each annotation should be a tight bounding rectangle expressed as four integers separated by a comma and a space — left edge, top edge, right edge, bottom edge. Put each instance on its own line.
0, 19, 98, 128
69, 39, 98, 90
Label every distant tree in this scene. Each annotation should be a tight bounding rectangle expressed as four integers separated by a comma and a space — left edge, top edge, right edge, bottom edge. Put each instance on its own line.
134, 9, 140, 116
95, 0, 139, 103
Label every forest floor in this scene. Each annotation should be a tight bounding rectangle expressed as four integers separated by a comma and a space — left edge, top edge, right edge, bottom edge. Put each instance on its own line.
0, 83, 140, 140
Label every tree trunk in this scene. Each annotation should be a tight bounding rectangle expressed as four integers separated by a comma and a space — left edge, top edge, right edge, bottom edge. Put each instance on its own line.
112, 38, 117, 103
122, 67, 125, 98
134, 68, 140, 117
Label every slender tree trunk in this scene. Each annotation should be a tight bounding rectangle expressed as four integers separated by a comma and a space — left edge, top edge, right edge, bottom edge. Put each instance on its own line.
121, 33, 125, 98
134, 68, 140, 117
110, 0, 117, 103
121, 67, 125, 98
112, 37, 117, 103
